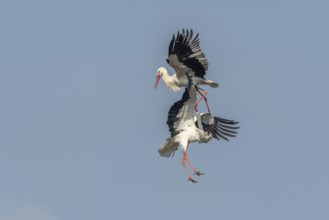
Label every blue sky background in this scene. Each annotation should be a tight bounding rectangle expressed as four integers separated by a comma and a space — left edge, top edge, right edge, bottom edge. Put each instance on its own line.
1, 0, 329, 219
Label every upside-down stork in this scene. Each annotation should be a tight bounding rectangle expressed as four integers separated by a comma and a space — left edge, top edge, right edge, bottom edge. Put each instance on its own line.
154, 29, 219, 114
158, 74, 239, 183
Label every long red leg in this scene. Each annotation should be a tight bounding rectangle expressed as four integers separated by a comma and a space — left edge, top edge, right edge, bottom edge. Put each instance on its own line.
194, 93, 199, 112
203, 96, 212, 115
181, 148, 204, 183
185, 154, 204, 176
181, 151, 198, 183
194, 88, 212, 115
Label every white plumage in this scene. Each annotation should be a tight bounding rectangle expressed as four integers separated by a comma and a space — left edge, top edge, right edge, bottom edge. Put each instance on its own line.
158, 74, 239, 183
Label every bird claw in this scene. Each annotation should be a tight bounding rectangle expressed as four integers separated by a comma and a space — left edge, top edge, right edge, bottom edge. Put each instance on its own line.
194, 171, 204, 176
187, 177, 198, 183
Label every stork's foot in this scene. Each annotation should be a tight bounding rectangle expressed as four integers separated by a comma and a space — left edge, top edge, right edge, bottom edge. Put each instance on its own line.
194, 170, 204, 176
187, 177, 199, 183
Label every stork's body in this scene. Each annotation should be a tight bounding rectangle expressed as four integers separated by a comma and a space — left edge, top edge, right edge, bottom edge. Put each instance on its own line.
155, 67, 218, 92
154, 29, 219, 113
158, 75, 239, 183
158, 75, 211, 183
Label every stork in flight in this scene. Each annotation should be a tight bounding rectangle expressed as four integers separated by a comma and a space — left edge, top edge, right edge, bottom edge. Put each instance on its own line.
158, 74, 239, 183
154, 29, 219, 114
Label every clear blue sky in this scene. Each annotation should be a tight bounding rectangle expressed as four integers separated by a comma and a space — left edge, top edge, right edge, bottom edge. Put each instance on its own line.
1, 0, 328, 219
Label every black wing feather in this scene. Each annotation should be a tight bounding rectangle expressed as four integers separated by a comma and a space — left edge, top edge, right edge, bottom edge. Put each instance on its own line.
195, 113, 240, 141
168, 29, 208, 79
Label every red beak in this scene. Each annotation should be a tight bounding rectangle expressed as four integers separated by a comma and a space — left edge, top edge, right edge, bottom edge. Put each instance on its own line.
154, 75, 161, 90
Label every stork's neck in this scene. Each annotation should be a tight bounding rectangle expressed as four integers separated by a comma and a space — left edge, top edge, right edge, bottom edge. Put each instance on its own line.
160, 68, 180, 92
162, 69, 172, 85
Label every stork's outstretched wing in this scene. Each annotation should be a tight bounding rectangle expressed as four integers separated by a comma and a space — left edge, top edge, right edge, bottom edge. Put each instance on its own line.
167, 29, 208, 79
195, 113, 239, 141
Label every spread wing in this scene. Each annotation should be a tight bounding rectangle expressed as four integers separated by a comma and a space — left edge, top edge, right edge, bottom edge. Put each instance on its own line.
167, 75, 197, 137
166, 29, 208, 79
195, 113, 239, 141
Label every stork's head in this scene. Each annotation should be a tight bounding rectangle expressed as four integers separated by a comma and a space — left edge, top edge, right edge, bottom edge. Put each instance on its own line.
154, 67, 166, 89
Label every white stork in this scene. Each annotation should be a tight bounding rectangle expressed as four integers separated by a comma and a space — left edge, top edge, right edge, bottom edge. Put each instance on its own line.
158, 74, 239, 183
154, 29, 219, 113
